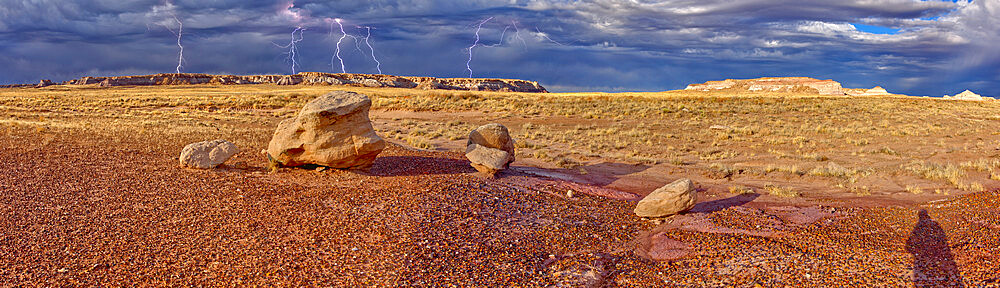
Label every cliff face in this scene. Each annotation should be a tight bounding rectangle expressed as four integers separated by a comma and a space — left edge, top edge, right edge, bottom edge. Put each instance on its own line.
58, 72, 548, 93
685, 77, 845, 95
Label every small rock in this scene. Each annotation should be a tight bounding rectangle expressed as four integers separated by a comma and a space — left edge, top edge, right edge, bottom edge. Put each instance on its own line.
179, 139, 239, 169
634, 179, 697, 218
567, 190, 575, 198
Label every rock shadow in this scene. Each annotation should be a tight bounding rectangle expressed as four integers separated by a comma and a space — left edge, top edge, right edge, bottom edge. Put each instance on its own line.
368, 156, 477, 176
906, 209, 964, 287
574, 162, 652, 186
688, 193, 760, 214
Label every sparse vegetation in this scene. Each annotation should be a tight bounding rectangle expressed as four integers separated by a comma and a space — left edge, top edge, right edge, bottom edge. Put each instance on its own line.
4, 84, 1000, 197
904, 161, 965, 188
763, 185, 800, 198
729, 185, 754, 195
405, 134, 433, 150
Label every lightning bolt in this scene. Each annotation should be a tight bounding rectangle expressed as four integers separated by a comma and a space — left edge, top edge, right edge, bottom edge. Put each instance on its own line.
158, 1, 185, 73
535, 28, 568, 46
362, 27, 383, 74
274, 27, 305, 75
161, 14, 185, 73
333, 18, 347, 73
512, 21, 528, 50
466, 17, 493, 78
171, 16, 184, 74
485, 25, 510, 47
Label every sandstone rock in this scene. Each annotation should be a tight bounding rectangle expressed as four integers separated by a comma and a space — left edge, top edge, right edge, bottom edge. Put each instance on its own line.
467, 123, 517, 154
67, 77, 101, 85
634, 179, 697, 218
416, 80, 447, 90
276, 75, 302, 85
361, 79, 384, 87
36, 79, 54, 88
266, 91, 385, 169
465, 144, 512, 176
465, 123, 516, 176
179, 139, 239, 169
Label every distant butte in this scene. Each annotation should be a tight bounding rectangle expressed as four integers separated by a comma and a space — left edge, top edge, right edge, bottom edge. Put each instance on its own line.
48, 72, 549, 93
685, 77, 846, 95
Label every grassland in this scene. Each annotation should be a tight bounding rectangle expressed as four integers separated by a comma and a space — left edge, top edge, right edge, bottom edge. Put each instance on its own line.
3, 84, 1000, 200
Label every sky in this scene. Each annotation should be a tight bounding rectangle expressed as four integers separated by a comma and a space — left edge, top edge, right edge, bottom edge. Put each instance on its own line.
0, 0, 997, 96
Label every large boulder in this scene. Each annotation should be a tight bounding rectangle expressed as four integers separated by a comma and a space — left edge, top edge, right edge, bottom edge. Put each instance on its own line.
634, 179, 697, 218
179, 139, 239, 169
266, 91, 385, 169
465, 123, 516, 176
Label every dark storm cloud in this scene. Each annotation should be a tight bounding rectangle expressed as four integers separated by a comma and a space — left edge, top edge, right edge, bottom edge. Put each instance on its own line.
0, 0, 996, 96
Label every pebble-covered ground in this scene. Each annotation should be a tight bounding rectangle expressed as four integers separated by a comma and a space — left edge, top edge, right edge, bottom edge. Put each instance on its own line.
1, 127, 997, 287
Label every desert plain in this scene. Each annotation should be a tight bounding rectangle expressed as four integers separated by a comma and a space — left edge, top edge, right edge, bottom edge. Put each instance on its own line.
1, 81, 998, 286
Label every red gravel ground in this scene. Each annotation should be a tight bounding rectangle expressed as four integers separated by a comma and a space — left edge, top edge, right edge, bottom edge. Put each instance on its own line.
2, 127, 998, 286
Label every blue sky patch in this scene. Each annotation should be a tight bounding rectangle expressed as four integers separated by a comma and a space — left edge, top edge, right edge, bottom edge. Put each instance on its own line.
852, 23, 901, 35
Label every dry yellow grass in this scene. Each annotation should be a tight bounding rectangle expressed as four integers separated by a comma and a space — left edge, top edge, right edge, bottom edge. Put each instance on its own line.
763, 185, 800, 198
4, 84, 1000, 197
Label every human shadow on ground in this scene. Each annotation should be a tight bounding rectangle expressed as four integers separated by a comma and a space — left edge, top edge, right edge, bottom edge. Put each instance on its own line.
905, 209, 964, 288
368, 156, 477, 176
687, 193, 760, 214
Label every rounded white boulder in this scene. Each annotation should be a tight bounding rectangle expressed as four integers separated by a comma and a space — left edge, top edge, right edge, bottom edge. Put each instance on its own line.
180, 139, 239, 169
